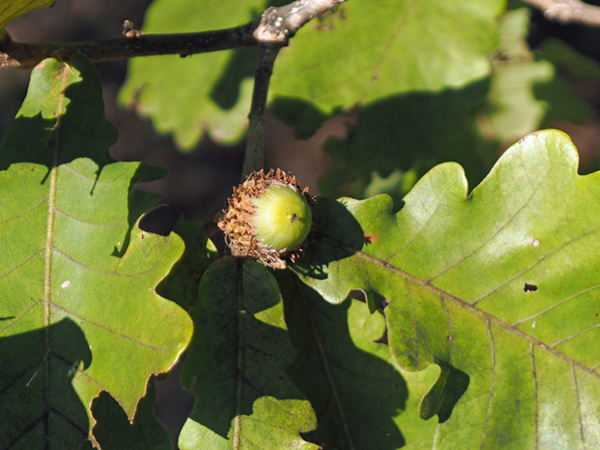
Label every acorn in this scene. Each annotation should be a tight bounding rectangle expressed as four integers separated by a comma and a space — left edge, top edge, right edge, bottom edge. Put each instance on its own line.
217, 169, 313, 269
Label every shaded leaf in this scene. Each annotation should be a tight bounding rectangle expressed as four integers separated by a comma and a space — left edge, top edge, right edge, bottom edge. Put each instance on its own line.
277, 271, 410, 450
118, 0, 263, 150
90, 376, 172, 450
296, 130, 600, 447
120, 0, 504, 150
319, 79, 491, 199
0, 0, 54, 29
156, 217, 217, 311
343, 294, 439, 449
0, 56, 192, 448
292, 196, 365, 278
535, 38, 600, 126
178, 256, 318, 449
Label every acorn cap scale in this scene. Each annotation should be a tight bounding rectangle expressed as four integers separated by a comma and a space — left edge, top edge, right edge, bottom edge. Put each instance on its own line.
217, 169, 314, 269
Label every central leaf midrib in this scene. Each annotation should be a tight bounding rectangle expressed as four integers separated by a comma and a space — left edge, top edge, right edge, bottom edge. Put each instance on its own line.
296, 277, 357, 450
233, 258, 244, 450
43, 61, 71, 441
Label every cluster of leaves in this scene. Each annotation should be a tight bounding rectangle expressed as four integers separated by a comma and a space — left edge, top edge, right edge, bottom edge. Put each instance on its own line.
2, 0, 600, 449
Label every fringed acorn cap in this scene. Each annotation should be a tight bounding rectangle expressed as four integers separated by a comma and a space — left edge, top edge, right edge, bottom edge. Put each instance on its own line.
217, 169, 314, 269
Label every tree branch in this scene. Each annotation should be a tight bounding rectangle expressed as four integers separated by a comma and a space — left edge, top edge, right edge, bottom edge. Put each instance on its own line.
242, 45, 279, 179
0, 23, 258, 69
241, 0, 347, 177
0, 0, 346, 69
525, 0, 600, 27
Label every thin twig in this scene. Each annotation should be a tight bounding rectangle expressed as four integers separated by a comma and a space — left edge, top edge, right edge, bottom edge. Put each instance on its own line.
242, 45, 279, 179
525, 0, 600, 27
0, 23, 258, 69
0, 0, 347, 69
241, 0, 347, 178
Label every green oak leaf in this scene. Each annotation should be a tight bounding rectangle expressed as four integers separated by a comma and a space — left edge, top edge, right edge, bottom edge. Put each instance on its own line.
156, 217, 218, 311
120, 0, 503, 150
90, 375, 172, 449
479, 9, 593, 147
0, 55, 192, 448
296, 129, 600, 448
277, 270, 438, 449
118, 0, 263, 150
272, 0, 503, 113
178, 256, 318, 450
0, 0, 54, 29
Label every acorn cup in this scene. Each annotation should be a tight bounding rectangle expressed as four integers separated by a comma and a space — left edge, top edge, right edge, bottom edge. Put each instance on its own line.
217, 169, 314, 269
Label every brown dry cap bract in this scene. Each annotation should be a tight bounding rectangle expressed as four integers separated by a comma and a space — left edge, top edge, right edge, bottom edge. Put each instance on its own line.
217, 169, 313, 269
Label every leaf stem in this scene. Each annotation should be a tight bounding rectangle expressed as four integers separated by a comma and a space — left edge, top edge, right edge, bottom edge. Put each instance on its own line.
242, 45, 279, 179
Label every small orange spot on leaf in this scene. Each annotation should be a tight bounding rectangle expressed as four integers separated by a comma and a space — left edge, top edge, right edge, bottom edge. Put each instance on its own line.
364, 234, 378, 243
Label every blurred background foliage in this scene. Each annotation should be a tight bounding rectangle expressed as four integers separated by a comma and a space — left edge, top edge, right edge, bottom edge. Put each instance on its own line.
4, 0, 600, 217
4, 0, 600, 445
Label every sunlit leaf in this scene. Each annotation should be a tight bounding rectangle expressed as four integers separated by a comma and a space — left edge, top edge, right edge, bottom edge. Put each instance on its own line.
297, 130, 600, 447
0, 56, 192, 448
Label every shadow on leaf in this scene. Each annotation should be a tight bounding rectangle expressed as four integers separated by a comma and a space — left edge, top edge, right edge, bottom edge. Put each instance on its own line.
90, 375, 172, 449
0, 54, 117, 174
181, 256, 313, 440
277, 271, 408, 450
419, 359, 470, 424
292, 196, 364, 279
0, 318, 92, 448
313, 78, 493, 199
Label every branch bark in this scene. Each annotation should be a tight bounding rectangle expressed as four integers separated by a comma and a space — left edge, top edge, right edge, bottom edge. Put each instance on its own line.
241, 0, 347, 177
0, 0, 346, 69
242, 45, 279, 179
525, 0, 600, 27
0, 23, 258, 69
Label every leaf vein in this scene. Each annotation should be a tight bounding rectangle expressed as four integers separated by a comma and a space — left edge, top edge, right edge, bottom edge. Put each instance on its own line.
530, 343, 539, 450
479, 320, 494, 449
571, 364, 586, 446
552, 322, 600, 350
54, 207, 128, 227
50, 303, 167, 350
52, 247, 154, 277
473, 219, 600, 306
0, 197, 47, 224
0, 249, 44, 280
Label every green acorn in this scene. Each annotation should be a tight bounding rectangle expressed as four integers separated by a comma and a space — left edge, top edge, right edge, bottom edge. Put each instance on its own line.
217, 169, 313, 269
